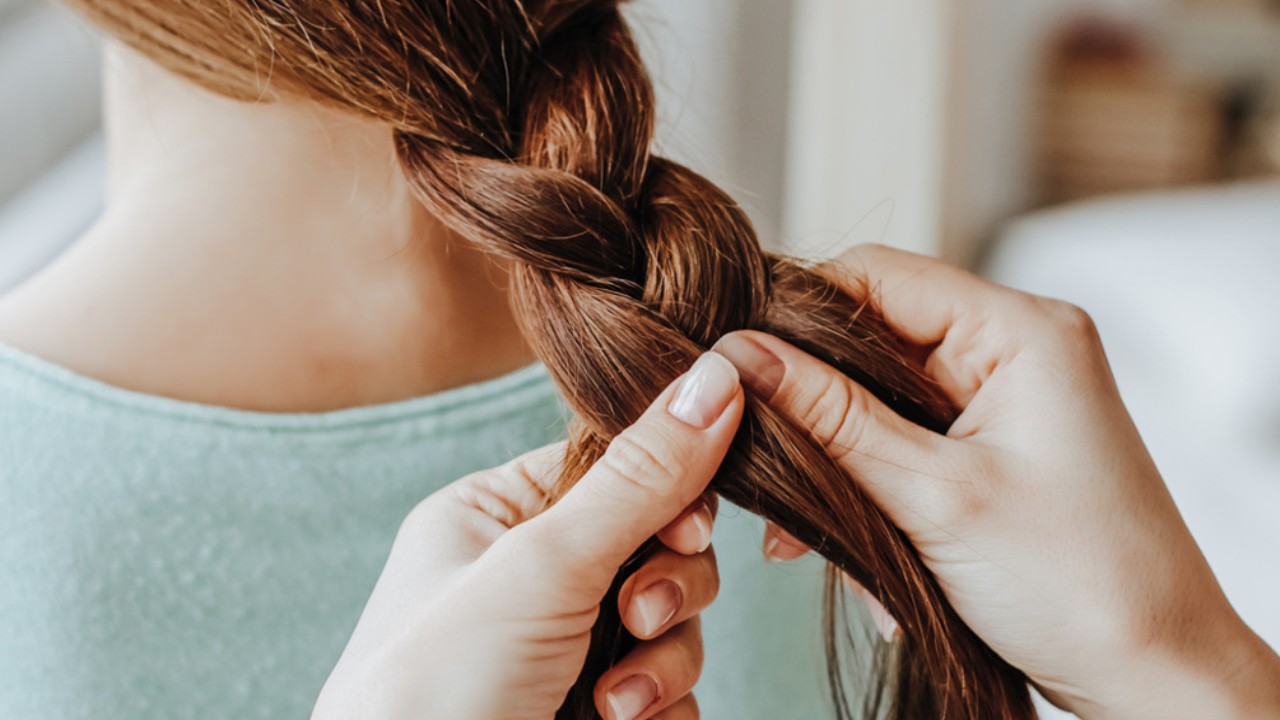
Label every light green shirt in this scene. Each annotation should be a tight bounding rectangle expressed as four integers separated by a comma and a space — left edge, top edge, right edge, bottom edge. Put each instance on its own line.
0, 343, 833, 718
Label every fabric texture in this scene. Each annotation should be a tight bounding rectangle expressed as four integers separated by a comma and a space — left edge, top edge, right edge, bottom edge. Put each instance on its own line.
0, 343, 831, 719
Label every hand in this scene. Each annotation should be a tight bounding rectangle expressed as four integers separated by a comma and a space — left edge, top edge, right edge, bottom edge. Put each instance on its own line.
312, 352, 744, 720
712, 245, 1280, 720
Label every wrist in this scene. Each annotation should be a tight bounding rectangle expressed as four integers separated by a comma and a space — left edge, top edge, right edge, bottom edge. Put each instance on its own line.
1068, 614, 1280, 720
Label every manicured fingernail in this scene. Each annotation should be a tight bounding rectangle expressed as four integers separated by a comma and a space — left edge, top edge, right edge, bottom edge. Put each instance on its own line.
627, 580, 681, 637
667, 352, 739, 428
668, 500, 713, 553
606, 674, 658, 720
711, 333, 784, 400
690, 503, 713, 553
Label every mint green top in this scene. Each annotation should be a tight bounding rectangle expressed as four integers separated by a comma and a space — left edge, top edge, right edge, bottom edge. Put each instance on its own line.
0, 343, 833, 719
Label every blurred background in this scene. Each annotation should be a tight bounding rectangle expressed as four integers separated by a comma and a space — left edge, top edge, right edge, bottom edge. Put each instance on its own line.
1, 0, 1276, 715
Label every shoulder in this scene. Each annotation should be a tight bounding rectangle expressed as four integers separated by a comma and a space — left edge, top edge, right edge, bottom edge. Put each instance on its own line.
0, 259, 163, 401
0, 266, 543, 415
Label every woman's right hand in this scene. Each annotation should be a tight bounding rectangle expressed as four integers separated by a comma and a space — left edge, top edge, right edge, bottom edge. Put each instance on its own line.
712, 244, 1280, 719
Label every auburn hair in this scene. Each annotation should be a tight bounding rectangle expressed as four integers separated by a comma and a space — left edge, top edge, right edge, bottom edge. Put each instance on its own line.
67, 0, 1036, 717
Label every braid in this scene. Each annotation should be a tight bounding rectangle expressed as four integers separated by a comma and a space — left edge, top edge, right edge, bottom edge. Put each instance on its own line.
395, 3, 1034, 718
73, 0, 1036, 716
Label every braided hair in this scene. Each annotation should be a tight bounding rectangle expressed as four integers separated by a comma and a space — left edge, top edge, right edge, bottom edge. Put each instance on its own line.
69, 0, 1036, 716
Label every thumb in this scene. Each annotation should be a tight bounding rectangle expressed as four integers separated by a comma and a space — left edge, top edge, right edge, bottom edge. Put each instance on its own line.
712, 330, 950, 526
515, 351, 744, 594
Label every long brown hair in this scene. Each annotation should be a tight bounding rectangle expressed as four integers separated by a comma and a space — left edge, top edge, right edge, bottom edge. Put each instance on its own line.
68, 0, 1035, 716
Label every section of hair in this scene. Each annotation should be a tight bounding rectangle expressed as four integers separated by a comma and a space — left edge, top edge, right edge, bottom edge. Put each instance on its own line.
65, 0, 1036, 717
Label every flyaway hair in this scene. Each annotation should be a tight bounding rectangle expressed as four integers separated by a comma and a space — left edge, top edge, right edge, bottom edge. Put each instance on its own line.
67, 0, 1037, 716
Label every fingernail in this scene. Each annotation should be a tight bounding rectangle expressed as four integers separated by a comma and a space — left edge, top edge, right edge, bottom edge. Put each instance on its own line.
667, 352, 739, 428
690, 502, 713, 553
711, 333, 784, 400
626, 580, 681, 637
668, 500, 713, 553
606, 674, 658, 720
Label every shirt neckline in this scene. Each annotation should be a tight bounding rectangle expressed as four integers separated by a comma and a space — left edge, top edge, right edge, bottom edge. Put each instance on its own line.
0, 342, 556, 433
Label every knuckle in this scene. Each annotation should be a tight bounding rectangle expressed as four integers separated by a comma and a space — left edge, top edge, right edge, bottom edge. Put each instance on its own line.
681, 549, 720, 604
685, 626, 705, 681
792, 371, 844, 440
1042, 299, 1101, 343
502, 455, 555, 516
832, 242, 888, 275
664, 695, 700, 720
670, 622, 705, 686
599, 429, 688, 498
1024, 299, 1108, 370
827, 386, 878, 460
795, 373, 872, 459
1057, 301, 1098, 335
850, 241, 891, 258
493, 522, 579, 590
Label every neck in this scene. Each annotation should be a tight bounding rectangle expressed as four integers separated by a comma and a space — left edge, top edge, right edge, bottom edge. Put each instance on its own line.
102, 43, 419, 257
0, 43, 535, 411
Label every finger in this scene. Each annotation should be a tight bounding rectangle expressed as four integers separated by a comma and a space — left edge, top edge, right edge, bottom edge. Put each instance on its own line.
761, 521, 809, 562
515, 352, 744, 592
824, 243, 1014, 347
595, 618, 703, 720
444, 441, 569, 532
822, 243, 1037, 405
712, 330, 951, 523
655, 491, 717, 555
618, 546, 718, 639
651, 694, 698, 720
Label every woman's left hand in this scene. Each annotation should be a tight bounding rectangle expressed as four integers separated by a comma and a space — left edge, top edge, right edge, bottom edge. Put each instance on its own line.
313, 352, 743, 720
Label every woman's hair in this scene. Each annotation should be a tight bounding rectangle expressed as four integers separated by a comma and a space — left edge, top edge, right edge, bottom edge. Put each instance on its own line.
70, 1, 1036, 717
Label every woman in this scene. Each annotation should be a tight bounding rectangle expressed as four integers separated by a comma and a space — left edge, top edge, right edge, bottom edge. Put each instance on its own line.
0, 2, 822, 718
4, 2, 1274, 719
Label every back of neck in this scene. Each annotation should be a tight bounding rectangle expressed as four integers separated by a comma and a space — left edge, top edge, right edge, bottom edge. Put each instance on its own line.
0, 42, 535, 412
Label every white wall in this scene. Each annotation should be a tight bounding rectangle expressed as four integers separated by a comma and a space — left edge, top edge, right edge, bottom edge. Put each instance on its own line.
941, 0, 1075, 264
628, 0, 794, 248
0, 1, 101, 206
631, 0, 957, 261
631, 0, 1237, 266
783, 0, 954, 260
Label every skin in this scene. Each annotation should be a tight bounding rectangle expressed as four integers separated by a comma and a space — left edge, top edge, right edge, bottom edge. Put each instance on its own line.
0, 43, 533, 410
0, 44, 717, 717
314, 353, 744, 720
721, 244, 1280, 719
4, 37, 1273, 720
324, 243, 1280, 719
